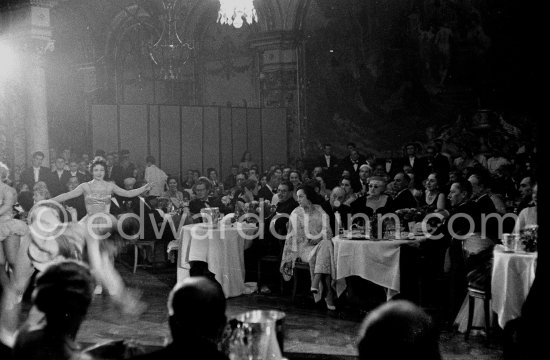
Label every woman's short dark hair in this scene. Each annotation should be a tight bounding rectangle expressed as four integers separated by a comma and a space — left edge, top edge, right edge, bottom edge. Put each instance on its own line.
280, 180, 294, 193
91, 159, 107, 171
167, 176, 179, 184
241, 179, 257, 192
296, 184, 320, 205
146, 155, 156, 164
453, 179, 472, 196
289, 170, 302, 182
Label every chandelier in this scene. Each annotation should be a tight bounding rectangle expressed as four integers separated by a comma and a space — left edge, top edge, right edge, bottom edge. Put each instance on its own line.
149, 0, 194, 81
217, 0, 258, 29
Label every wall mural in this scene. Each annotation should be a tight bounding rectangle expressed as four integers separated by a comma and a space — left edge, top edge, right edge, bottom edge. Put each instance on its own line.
302, 0, 533, 159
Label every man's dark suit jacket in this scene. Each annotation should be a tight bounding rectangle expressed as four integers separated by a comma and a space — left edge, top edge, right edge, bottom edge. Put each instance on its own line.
258, 185, 276, 202
20, 166, 52, 189
106, 165, 125, 187
189, 196, 226, 222
392, 189, 418, 211
401, 156, 428, 184
318, 154, 340, 188
50, 170, 72, 197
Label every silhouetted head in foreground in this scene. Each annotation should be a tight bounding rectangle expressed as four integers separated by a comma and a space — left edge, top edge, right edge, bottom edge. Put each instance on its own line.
358, 300, 441, 360
168, 277, 227, 343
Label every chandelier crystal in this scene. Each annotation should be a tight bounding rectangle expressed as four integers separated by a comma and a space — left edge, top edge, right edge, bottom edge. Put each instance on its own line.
149, 0, 194, 81
217, 0, 258, 29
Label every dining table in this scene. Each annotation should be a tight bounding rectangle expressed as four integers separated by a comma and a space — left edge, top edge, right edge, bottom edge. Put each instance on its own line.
331, 235, 423, 300
177, 222, 258, 298
491, 244, 537, 328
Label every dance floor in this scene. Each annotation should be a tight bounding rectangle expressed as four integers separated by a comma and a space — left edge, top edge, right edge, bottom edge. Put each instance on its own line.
76, 259, 504, 360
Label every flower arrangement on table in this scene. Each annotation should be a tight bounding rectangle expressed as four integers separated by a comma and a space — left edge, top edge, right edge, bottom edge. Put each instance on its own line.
235, 200, 274, 223
518, 225, 538, 252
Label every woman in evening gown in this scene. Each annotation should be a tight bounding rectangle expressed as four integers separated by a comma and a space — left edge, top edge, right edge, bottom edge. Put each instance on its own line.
50, 158, 152, 314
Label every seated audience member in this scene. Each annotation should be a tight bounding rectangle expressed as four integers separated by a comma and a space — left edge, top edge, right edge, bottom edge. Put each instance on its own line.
33, 182, 51, 203
340, 176, 357, 206
327, 186, 352, 235
258, 171, 279, 201
288, 170, 302, 199
391, 172, 418, 211
63, 177, 87, 221
514, 183, 537, 234
304, 178, 331, 216
357, 164, 372, 196
357, 300, 441, 360
223, 165, 239, 190
163, 176, 186, 210
280, 185, 336, 310
486, 150, 510, 175
235, 179, 259, 214
351, 176, 393, 219
422, 172, 447, 214
1, 260, 95, 360
181, 170, 195, 190
271, 181, 298, 238
14, 191, 35, 222
130, 277, 228, 360
516, 176, 534, 213
188, 179, 224, 219
315, 174, 332, 201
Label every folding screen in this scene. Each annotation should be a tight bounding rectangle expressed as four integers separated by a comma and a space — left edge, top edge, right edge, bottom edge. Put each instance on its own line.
91, 105, 287, 179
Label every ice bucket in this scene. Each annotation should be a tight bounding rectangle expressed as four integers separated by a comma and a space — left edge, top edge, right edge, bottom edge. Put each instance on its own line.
200, 207, 220, 225
234, 310, 285, 353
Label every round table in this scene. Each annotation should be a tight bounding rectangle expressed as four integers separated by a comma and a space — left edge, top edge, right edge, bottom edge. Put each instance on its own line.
491, 244, 537, 328
177, 222, 257, 298
331, 236, 419, 300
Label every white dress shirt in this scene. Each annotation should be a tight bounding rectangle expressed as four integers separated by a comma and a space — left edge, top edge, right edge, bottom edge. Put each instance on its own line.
33, 167, 40, 183
324, 155, 331, 167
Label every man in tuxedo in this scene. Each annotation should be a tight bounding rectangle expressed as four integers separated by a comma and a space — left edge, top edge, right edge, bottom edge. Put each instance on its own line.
258, 171, 280, 201
425, 143, 450, 180
402, 142, 427, 183
68, 160, 89, 184
392, 172, 418, 210
341, 149, 363, 192
50, 157, 72, 197
188, 179, 224, 220
358, 164, 372, 196
318, 144, 339, 189
20, 151, 53, 189
223, 165, 239, 190
341, 143, 367, 168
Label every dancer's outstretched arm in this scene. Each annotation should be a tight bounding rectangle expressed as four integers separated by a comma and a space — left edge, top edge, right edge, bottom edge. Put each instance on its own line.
50, 184, 84, 204
112, 183, 152, 198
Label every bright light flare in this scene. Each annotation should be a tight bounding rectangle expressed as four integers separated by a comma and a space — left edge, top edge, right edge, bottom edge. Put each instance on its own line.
217, 0, 258, 29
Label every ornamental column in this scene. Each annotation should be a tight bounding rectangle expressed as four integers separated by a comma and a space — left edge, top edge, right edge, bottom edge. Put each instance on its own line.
24, 1, 55, 165
249, 31, 305, 162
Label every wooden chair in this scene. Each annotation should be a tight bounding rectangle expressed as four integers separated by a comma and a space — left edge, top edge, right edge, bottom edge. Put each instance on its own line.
464, 286, 491, 343
460, 237, 492, 344
132, 240, 156, 274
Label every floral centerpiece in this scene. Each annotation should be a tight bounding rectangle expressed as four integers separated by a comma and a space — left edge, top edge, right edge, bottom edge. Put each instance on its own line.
235, 200, 274, 223
518, 225, 538, 252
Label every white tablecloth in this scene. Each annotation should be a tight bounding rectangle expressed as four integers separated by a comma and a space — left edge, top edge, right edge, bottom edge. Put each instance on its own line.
491, 244, 537, 328
332, 237, 412, 300
177, 223, 257, 298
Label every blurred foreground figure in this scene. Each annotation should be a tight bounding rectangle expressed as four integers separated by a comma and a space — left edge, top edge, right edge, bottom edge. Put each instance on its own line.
357, 300, 441, 360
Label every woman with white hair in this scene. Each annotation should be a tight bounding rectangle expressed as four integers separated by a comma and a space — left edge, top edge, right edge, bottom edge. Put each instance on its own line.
0, 162, 29, 289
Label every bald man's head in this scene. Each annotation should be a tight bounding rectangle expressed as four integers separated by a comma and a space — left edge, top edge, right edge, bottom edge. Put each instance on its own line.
358, 300, 441, 360
168, 277, 226, 341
